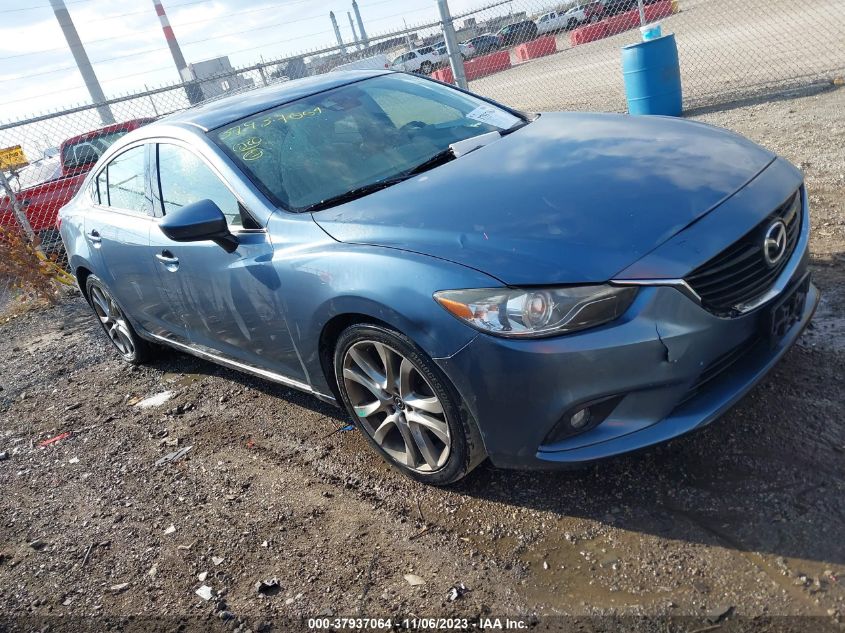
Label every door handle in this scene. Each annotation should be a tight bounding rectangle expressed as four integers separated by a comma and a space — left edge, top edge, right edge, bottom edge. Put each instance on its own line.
155, 251, 179, 265
87, 229, 101, 244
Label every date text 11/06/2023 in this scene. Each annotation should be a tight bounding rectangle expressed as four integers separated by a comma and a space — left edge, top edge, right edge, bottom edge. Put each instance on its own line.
306, 617, 530, 630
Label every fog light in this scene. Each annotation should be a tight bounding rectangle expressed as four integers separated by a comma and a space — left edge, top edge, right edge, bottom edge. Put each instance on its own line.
541, 395, 625, 447
570, 407, 592, 429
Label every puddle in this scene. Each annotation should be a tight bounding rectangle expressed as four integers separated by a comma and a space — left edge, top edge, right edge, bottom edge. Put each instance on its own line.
162, 372, 203, 388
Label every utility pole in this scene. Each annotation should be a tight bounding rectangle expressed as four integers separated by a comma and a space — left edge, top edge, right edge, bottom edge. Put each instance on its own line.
352, 0, 369, 48
330, 12, 348, 56
151, 0, 203, 104
436, 0, 467, 89
348, 12, 361, 50
48, 0, 115, 125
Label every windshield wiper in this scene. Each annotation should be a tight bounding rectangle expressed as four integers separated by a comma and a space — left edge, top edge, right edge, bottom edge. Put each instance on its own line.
305, 149, 458, 211
305, 133, 518, 212
499, 118, 532, 136
403, 147, 456, 176
303, 175, 410, 212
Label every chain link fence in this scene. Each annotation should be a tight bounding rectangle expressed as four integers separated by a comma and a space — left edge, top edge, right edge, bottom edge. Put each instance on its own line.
1, 0, 843, 312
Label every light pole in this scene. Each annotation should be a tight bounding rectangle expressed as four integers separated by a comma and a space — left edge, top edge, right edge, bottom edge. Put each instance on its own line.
436, 0, 468, 89
48, 0, 115, 124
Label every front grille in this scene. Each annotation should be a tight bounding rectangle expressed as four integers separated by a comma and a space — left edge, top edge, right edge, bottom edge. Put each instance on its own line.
686, 191, 802, 316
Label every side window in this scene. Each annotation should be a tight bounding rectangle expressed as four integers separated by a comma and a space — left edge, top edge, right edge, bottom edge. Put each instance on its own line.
157, 144, 242, 226
100, 145, 148, 214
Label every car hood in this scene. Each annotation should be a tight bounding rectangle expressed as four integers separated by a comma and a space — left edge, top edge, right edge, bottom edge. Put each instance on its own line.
313, 112, 776, 285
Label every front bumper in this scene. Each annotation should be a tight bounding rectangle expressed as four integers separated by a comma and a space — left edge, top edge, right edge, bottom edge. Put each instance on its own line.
435, 264, 819, 469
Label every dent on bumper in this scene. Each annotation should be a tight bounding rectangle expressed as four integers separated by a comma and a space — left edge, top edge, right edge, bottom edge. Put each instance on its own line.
435, 279, 819, 469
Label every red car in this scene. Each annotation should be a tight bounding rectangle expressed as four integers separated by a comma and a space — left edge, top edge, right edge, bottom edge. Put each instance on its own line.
1, 118, 154, 250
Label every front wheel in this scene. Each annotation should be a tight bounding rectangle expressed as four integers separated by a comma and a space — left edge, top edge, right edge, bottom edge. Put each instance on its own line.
334, 324, 485, 485
86, 275, 154, 365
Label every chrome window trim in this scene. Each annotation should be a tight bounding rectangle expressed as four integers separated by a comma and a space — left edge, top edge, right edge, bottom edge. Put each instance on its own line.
148, 333, 336, 402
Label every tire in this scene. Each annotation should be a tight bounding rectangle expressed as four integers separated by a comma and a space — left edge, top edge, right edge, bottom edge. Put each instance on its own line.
333, 324, 486, 485
85, 274, 154, 365
420, 61, 433, 75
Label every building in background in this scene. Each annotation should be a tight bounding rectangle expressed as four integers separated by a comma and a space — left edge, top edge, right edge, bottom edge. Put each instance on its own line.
184, 56, 255, 100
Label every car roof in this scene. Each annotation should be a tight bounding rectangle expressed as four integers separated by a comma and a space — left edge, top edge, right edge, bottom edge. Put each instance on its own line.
161, 70, 391, 131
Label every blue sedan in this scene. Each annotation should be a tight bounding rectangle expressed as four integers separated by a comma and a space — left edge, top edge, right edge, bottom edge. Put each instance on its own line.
59, 70, 818, 485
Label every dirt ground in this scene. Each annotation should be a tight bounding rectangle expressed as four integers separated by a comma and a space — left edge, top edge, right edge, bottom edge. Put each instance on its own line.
1, 88, 844, 632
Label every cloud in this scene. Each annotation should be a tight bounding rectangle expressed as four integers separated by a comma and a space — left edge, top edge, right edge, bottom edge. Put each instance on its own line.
1, 0, 516, 123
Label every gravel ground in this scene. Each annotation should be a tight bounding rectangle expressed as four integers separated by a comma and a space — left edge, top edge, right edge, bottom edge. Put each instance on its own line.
1, 89, 844, 632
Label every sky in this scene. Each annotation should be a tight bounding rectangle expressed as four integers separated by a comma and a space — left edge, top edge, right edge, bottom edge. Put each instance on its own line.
0, 0, 512, 122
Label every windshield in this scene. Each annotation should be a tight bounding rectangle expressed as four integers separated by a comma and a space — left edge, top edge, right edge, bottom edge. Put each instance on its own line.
210, 73, 524, 211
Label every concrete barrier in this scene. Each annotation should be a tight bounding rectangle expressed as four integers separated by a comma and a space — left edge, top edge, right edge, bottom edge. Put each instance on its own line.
429, 51, 513, 83
463, 51, 512, 80
645, 0, 674, 21
570, 22, 609, 46
605, 10, 641, 36
515, 36, 558, 62
431, 67, 454, 83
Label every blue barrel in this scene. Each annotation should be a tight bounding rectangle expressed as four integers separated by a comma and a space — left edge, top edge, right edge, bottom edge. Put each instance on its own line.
621, 33, 683, 116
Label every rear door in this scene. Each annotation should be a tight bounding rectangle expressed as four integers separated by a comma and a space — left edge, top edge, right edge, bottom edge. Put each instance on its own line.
150, 141, 304, 379
84, 143, 186, 340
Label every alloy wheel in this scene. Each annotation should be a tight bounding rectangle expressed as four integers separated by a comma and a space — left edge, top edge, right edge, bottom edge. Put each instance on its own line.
342, 340, 451, 472
89, 284, 136, 358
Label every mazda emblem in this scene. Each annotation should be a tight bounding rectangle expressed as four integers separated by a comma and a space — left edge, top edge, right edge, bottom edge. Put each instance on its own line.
763, 220, 787, 266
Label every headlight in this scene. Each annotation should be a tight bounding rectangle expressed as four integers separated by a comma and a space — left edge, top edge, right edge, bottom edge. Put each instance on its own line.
434, 285, 638, 338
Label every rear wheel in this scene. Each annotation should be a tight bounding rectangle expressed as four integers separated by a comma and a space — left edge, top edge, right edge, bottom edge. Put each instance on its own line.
85, 275, 154, 365
334, 324, 485, 485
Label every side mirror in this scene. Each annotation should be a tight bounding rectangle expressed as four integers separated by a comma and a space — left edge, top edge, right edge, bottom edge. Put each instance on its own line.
159, 199, 239, 253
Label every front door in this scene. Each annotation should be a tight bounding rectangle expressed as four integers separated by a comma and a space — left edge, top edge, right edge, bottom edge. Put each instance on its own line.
150, 142, 304, 381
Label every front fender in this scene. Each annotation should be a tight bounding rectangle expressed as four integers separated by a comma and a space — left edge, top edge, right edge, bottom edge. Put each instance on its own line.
275, 240, 499, 397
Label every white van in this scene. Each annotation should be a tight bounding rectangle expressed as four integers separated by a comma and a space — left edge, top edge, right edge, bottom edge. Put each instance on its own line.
331, 54, 392, 72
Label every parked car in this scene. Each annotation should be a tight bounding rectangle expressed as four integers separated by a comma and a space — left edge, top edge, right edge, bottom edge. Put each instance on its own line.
537, 2, 606, 33
390, 46, 441, 74
433, 41, 475, 61
603, 0, 638, 16
496, 20, 539, 47
0, 118, 154, 250
331, 54, 391, 72
60, 70, 818, 485
465, 34, 502, 56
